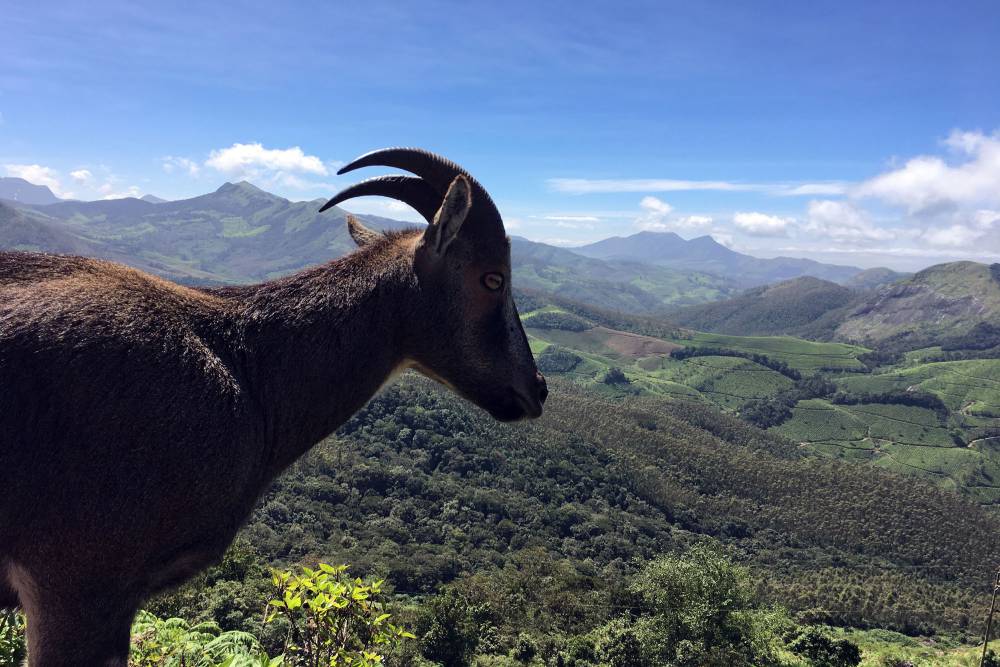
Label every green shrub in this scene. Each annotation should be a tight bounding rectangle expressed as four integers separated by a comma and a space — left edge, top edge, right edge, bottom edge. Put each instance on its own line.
130, 611, 275, 667
787, 627, 861, 667
0, 612, 26, 667
265, 563, 413, 666
536, 346, 583, 373
602, 367, 630, 385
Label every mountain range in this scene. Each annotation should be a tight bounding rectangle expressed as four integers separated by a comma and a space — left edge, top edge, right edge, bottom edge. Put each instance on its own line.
0, 179, 876, 312
670, 263, 1000, 346
574, 230, 866, 287
0, 181, 414, 284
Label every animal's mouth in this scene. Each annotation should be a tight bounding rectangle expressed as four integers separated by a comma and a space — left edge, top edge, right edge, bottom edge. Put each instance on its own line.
511, 388, 544, 420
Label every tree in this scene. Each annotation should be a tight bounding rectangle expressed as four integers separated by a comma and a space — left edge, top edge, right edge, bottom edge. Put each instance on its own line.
416, 588, 481, 667
787, 627, 861, 667
599, 543, 789, 666
603, 367, 630, 385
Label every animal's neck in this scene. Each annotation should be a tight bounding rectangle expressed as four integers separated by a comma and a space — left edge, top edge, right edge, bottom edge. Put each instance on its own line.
231, 241, 418, 474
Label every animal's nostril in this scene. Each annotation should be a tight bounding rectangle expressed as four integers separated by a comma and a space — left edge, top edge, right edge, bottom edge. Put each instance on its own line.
536, 371, 548, 403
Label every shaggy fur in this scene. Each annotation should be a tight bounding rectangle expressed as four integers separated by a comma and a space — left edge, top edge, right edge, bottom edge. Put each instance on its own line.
0, 181, 545, 666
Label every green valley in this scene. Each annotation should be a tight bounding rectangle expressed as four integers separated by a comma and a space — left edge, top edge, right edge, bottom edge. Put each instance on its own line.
520, 299, 1000, 507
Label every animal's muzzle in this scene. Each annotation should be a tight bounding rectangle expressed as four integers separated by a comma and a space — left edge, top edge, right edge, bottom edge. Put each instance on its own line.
535, 371, 548, 404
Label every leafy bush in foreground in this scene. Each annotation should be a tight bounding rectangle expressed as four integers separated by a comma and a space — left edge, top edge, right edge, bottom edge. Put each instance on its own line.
130, 612, 273, 667
0, 612, 26, 666
266, 563, 414, 667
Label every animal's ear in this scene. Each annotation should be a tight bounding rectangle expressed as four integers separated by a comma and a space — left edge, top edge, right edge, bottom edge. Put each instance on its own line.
347, 215, 383, 247
423, 175, 472, 255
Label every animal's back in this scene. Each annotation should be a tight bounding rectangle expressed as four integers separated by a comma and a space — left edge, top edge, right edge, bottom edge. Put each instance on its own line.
0, 252, 257, 564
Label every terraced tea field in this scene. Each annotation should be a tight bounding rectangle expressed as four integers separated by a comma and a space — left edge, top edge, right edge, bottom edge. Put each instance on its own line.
774, 398, 1000, 503
524, 308, 808, 410
837, 359, 1000, 417
670, 330, 868, 372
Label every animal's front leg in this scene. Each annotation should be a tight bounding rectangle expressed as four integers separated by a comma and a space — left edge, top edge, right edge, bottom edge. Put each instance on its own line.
10, 564, 136, 667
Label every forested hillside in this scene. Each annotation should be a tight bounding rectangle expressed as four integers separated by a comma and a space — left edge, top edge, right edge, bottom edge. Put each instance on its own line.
667, 276, 856, 338
140, 376, 998, 664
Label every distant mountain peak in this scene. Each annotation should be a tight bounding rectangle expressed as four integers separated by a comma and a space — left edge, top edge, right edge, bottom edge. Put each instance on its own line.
0, 177, 62, 206
140, 194, 167, 204
216, 180, 268, 195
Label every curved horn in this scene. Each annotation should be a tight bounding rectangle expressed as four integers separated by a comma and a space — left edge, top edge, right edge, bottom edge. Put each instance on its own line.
319, 175, 441, 223
337, 147, 505, 238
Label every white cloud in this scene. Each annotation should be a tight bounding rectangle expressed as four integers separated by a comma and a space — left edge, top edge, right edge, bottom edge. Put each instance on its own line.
205, 143, 328, 178
333, 196, 424, 222
854, 129, 1000, 213
633, 197, 714, 233
162, 156, 201, 177
778, 182, 849, 196
4, 163, 64, 195
675, 215, 713, 229
803, 200, 895, 242
639, 196, 673, 215
973, 209, 1000, 229
540, 215, 601, 230
538, 237, 581, 246
711, 231, 735, 247
70, 169, 93, 183
635, 196, 676, 231
97, 181, 142, 200
549, 177, 761, 195
548, 177, 849, 197
732, 211, 793, 236
921, 224, 982, 248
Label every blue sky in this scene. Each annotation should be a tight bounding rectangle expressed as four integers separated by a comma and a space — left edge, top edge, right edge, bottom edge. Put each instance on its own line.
2, 1, 999, 270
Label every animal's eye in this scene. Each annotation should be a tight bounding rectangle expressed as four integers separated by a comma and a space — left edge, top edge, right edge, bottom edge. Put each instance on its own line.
481, 272, 504, 291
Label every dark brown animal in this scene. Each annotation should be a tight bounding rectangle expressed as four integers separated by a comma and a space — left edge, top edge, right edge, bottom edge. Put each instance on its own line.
0, 148, 546, 666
